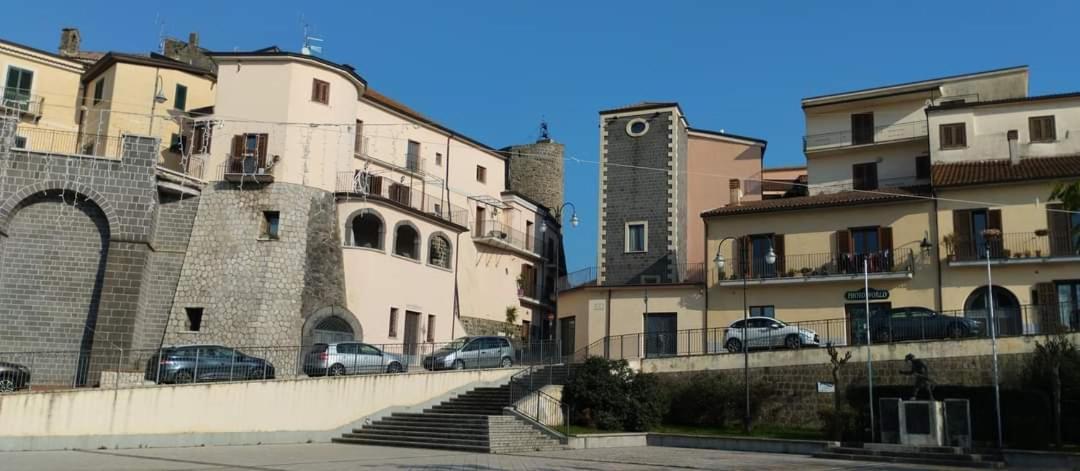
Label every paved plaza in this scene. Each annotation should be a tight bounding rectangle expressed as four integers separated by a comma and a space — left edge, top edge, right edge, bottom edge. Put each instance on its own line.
2, 443, 972, 470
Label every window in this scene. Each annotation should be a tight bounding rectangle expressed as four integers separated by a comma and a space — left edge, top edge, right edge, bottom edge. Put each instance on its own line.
406, 140, 420, 171
93, 78, 105, 105
311, 78, 330, 104
336, 343, 359, 355
185, 307, 204, 331
626, 221, 647, 253
388, 183, 411, 206
520, 264, 537, 298
626, 118, 649, 137
940, 123, 966, 149
360, 344, 381, 355
851, 113, 874, 145
435, 152, 443, 166
428, 234, 452, 268
915, 155, 931, 180
952, 208, 1002, 259
525, 221, 534, 250
388, 308, 398, 337
852, 162, 878, 190
261, 211, 281, 240
1029, 115, 1056, 142
4, 66, 34, 103
354, 120, 364, 155
426, 315, 436, 342
749, 234, 777, 277
750, 306, 775, 318
393, 223, 420, 259
192, 121, 213, 154
851, 227, 881, 254
13, 135, 27, 149
476, 165, 487, 183
174, 84, 188, 111
350, 210, 384, 249
228, 133, 269, 173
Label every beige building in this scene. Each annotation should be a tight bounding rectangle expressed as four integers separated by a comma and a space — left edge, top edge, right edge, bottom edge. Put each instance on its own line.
0, 37, 85, 150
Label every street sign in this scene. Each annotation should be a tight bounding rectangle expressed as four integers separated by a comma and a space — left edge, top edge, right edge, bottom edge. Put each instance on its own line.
845, 288, 889, 301
817, 382, 835, 393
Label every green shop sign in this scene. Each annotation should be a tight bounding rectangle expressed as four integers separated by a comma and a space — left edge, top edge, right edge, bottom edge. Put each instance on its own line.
845, 288, 890, 301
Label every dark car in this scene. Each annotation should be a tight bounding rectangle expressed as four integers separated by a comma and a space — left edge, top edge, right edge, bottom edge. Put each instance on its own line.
144, 345, 275, 384
0, 361, 31, 393
869, 307, 983, 343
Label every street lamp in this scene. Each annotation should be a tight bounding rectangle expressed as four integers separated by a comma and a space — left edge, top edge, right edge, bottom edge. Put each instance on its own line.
546, 202, 578, 352
148, 74, 168, 135
982, 234, 1004, 449
715, 236, 774, 434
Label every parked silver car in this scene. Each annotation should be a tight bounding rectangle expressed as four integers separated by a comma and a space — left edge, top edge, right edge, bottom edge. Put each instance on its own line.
723, 317, 820, 352
303, 342, 406, 376
423, 336, 514, 370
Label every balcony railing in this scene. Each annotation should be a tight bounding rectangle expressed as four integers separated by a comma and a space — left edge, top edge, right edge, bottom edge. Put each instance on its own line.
474, 219, 540, 256
804, 120, 928, 152
336, 171, 469, 226
948, 232, 1080, 263
10, 126, 123, 158
723, 249, 914, 282
557, 262, 706, 292
812, 175, 930, 194
2, 87, 44, 119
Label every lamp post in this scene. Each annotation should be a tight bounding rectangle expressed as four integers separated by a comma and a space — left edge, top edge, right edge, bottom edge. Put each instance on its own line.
148, 74, 168, 136
714, 237, 775, 434
543, 202, 578, 354
984, 243, 1004, 448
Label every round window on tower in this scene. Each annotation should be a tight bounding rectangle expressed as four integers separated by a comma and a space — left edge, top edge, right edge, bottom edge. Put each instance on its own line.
626, 118, 649, 137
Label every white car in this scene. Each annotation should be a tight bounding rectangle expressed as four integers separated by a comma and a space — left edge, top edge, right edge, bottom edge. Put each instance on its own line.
722, 317, 820, 352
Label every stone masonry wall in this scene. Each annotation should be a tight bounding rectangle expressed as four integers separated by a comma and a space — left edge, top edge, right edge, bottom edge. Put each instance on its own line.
505, 140, 564, 213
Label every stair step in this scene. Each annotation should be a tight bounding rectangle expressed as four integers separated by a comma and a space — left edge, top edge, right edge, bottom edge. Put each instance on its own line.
358, 424, 488, 433
828, 447, 1000, 463
333, 436, 489, 453
813, 452, 1005, 469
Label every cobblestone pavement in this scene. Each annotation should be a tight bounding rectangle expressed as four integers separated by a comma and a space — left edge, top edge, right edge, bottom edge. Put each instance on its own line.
2, 443, 971, 470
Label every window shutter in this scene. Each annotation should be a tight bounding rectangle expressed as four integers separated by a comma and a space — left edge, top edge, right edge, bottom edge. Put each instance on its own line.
867, 164, 878, 189
916, 155, 931, 180
988, 209, 1003, 232
1047, 203, 1071, 255
773, 234, 786, 273
879, 226, 893, 252
229, 135, 244, 173
256, 133, 269, 168
1035, 282, 1060, 330
852, 164, 864, 190
952, 210, 972, 258
836, 230, 852, 254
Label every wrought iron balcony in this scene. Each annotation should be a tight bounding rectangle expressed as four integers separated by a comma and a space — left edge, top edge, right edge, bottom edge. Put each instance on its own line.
804, 120, 927, 152
1, 87, 44, 119
336, 171, 469, 227
718, 249, 915, 285
557, 262, 706, 292
946, 232, 1080, 265
473, 219, 542, 258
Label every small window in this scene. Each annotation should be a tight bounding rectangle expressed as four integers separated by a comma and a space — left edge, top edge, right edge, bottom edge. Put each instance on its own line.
388, 308, 398, 337
393, 223, 420, 259
311, 78, 330, 104
626, 118, 649, 137
174, 84, 188, 111
185, 307, 204, 331
749, 306, 775, 318
13, 135, 27, 149
5, 66, 34, 101
626, 221, 647, 253
852, 162, 878, 191
1029, 115, 1056, 142
435, 152, 443, 166
429, 234, 452, 268
940, 123, 966, 149
406, 140, 420, 171
427, 315, 436, 342
93, 78, 105, 105
476, 165, 487, 183
354, 120, 364, 155
851, 113, 874, 145
915, 155, 931, 180
261, 211, 281, 240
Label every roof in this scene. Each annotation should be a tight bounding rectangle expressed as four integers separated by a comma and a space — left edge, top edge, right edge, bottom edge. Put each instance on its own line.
702, 187, 925, 217
932, 155, 1080, 187
362, 87, 505, 159
208, 47, 366, 87
927, 91, 1080, 112
0, 37, 85, 70
599, 101, 683, 115
802, 65, 1028, 108
763, 164, 807, 172
687, 127, 767, 146
82, 52, 216, 83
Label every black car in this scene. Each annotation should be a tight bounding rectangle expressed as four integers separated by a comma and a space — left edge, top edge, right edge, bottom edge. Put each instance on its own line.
868, 307, 983, 343
144, 345, 276, 384
0, 361, 31, 393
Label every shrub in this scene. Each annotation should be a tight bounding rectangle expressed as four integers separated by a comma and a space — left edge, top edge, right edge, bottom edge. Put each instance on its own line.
660, 372, 777, 430
563, 357, 665, 431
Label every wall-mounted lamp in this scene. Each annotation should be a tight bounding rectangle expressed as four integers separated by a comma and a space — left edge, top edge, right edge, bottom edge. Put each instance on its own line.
920, 231, 934, 254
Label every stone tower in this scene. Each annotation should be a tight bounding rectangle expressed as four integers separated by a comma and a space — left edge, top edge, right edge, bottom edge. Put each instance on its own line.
503, 125, 565, 213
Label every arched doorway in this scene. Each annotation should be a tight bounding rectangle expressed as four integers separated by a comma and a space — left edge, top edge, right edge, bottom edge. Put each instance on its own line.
964, 286, 1022, 336
303, 306, 362, 346
312, 316, 355, 344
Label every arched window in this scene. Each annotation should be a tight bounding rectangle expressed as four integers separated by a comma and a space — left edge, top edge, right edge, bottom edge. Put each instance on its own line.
964, 285, 1022, 336
428, 233, 452, 268
394, 223, 420, 259
349, 210, 384, 249
312, 316, 355, 344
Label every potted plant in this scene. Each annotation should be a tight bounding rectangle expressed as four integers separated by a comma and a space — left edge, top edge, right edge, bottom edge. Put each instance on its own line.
505, 306, 518, 325
942, 233, 957, 260
1035, 249, 1042, 257
1023, 250, 1032, 258
515, 275, 525, 296
785, 269, 796, 278
718, 272, 728, 281
800, 267, 813, 277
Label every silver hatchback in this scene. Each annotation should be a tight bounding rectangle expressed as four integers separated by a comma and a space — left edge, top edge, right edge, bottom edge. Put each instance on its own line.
303, 342, 406, 376
423, 336, 515, 370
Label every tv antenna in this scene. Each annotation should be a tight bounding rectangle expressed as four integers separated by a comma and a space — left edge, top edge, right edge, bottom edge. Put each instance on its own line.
155, 13, 167, 53
300, 18, 324, 56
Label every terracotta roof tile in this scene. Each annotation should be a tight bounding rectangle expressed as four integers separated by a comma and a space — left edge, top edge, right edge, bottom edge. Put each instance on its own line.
702, 187, 925, 217
932, 155, 1080, 187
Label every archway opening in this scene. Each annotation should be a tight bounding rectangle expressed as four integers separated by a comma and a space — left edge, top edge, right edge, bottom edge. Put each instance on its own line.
964, 285, 1022, 336
351, 212, 384, 249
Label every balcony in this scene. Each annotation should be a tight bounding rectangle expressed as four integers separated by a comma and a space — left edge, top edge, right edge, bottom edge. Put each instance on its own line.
2, 87, 44, 120
557, 263, 706, 292
220, 154, 277, 184
947, 232, 1080, 266
716, 249, 915, 286
812, 175, 930, 194
11, 126, 122, 158
804, 120, 927, 153
474, 219, 542, 259
336, 171, 469, 227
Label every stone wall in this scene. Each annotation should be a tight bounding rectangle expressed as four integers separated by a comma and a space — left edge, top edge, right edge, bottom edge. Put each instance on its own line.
460, 315, 520, 339
504, 140, 564, 213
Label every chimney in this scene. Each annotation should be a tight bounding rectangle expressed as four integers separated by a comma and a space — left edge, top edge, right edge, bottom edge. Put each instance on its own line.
59, 28, 80, 56
729, 179, 743, 206
1007, 129, 1020, 165
188, 32, 199, 49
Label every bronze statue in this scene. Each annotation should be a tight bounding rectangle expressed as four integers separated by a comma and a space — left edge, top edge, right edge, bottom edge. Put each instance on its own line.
900, 353, 935, 400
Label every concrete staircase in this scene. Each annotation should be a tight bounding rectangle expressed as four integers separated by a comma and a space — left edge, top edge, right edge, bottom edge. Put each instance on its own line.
813, 443, 1006, 468
333, 366, 570, 453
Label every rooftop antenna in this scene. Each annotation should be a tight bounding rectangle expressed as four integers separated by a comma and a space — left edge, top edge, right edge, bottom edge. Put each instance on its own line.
300, 17, 324, 56
155, 13, 167, 54
538, 118, 551, 142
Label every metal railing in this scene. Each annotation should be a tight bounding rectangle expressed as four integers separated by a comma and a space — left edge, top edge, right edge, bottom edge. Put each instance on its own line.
568, 302, 1080, 363
2, 87, 44, 118
556, 262, 706, 292
804, 120, 928, 151
558, 266, 599, 291
948, 232, 1080, 262
336, 171, 469, 226
508, 364, 572, 436
722, 249, 914, 281
474, 219, 540, 255
0, 339, 561, 394
812, 175, 930, 194
9, 126, 123, 158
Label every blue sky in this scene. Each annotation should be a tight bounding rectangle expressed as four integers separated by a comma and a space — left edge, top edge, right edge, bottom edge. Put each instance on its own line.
8, 1, 1079, 271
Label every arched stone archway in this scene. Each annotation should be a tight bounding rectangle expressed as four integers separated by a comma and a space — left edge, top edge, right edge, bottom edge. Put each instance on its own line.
302, 305, 362, 347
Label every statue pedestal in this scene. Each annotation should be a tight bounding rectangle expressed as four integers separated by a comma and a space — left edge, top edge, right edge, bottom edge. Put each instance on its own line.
898, 400, 944, 447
